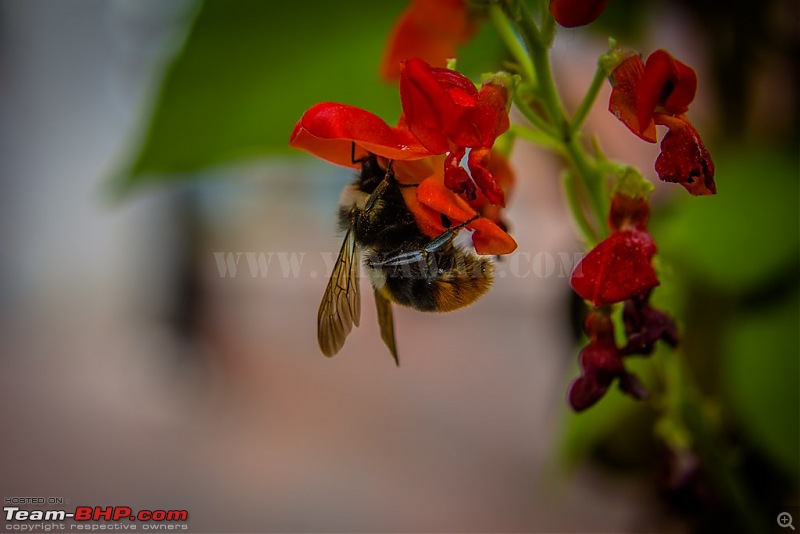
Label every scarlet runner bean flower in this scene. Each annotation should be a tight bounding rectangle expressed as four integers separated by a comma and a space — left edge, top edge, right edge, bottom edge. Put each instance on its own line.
289, 58, 516, 256
570, 186, 659, 307
569, 176, 679, 410
621, 290, 678, 356
568, 311, 648, 411
381, 0, 476, 81
607, 49, 716, 196
400, 57, 512, 206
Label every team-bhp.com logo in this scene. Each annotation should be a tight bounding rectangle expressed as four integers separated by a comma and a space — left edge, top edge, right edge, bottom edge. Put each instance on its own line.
4, 506, 188, 530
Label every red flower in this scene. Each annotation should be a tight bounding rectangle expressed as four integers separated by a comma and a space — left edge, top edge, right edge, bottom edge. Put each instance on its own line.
608, 49, 716, 196
621, 290, 679, 356
570, 192, 659, 307
413, 157, 515, 254
381, 0, 476, 81
401, 58, 511, 205
568, 311, 648, 412
654, 116, 716, 196
550, 0, 609, 28
289, 60, 516, 256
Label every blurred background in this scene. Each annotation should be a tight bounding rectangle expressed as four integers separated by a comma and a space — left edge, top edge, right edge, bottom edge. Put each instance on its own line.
0, 0, 796, 532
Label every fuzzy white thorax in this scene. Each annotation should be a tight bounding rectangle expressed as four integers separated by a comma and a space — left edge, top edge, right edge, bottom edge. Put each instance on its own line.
338, 184, 369, 211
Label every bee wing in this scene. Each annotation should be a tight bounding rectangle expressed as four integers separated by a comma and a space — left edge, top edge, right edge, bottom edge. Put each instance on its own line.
317, 227, 361, 357
373, 289, 399, 366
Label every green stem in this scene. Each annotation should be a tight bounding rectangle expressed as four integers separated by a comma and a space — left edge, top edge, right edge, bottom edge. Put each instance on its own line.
661, 352, 766, 534
513, 91, 558, 138
565, 137, 608, 236
506, 0, 607, 235
510, 124, 565, 155
562, 170, 599, 245
514, 4, 567, 130
570, 63, 606, 132
538, 0, 556, 47
499, 4, 760, 531
488, 5, 535, 84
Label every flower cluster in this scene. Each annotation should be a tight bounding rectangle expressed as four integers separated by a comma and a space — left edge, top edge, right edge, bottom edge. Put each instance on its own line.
567, 310, 648, 411
569, 177, 678, 410
606, 49, 716, 196
290, 57, 517, 256
567, 287, 679, 411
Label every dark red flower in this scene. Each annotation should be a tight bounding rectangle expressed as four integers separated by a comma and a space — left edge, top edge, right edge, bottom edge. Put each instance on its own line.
381, 0, 476, 81
571, 191, 659, 307
400, 58, 511, 205
568, 311, 648, 412
654, 116, 716, 195
550, 0, 609, 28
608, 49, 716, 196
621, 291, 679, 356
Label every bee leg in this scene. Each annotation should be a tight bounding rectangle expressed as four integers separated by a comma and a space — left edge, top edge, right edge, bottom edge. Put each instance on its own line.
422, 215, 480, 254
363, 161, 395, 213
350, 142, 368, 165
413, 215, 481, 280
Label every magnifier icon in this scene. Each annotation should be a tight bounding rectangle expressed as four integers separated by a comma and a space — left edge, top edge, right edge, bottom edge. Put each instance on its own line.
778, 512, 795, 530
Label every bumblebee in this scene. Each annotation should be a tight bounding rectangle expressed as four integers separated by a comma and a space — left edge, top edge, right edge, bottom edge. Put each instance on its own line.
317, 153, 494, 364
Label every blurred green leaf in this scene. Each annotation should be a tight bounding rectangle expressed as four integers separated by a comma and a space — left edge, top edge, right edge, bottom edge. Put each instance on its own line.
113, 0, 406, 194
722, 294, 800, 477
653, 146, 799, 294
112, 0, 506, 196
559, 355, 655, 466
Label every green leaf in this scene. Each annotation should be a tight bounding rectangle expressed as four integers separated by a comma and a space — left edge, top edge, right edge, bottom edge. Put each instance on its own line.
558, 355, 655, 467
722, 293, 800, 477
112, 0, 408, 195
111, 0, 510, 197
653, 146, 799, 294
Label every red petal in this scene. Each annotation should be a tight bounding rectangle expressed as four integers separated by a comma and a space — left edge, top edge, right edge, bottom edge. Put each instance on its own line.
654, 116, 716, 195
609, 55, 657, 143
622, 294, 679, 355
608, 192, 650, 232
637, 50, 697, 129
416, 177, 517, 255
400, 58, 468, 153
570, 229, 660, 306
578, 342, 623, 382
289, 102, 435, 182
400, 59, 510, 154
400, 186, 448, 237
444, 148, 477, 200
550, 0, 609, 28
456, 79, 510, 148
468, 218, 517, 255
290, 102, 431, 162
467, 148, 505, 206
568, 375, 608, 412
380, 0, 475, 82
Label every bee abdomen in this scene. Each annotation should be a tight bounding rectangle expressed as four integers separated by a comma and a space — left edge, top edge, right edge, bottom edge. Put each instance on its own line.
431, 255, 494, 312
379, 253, 494, 313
